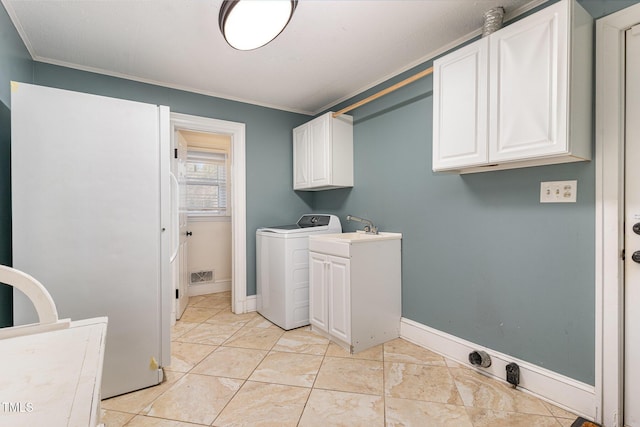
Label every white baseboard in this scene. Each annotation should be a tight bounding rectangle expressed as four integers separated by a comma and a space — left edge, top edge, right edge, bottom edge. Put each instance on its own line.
233, 294, 256, 314
400, 318, 596, 419
246, 295, 256, 312
188, 280, 231, 297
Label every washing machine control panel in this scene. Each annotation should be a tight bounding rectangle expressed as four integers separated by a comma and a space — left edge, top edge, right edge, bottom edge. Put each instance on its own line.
297, 215, 331, 228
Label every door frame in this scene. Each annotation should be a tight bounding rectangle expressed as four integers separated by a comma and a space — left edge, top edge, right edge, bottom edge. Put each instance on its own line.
596, 4, 640, 426
170, 112, 247, 314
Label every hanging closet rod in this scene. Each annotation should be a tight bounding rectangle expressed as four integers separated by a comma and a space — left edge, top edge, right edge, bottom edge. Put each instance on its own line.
332, 66, 434, 118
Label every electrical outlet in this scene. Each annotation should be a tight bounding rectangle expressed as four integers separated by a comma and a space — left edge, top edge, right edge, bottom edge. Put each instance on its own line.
540, 180, 577, 203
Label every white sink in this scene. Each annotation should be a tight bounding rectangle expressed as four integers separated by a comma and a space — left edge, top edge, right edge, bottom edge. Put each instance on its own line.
309, 231, 402, 257
317, 231, 402, 243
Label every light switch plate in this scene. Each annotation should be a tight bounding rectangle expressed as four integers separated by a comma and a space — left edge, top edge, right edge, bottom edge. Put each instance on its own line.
540, 180, 577, 203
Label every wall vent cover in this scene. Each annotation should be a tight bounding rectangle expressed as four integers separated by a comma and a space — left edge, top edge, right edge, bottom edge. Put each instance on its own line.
190, 270, 214, 284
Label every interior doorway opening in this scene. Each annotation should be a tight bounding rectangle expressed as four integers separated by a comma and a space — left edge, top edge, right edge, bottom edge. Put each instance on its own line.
177, 130, 232, 318
170, 113, 247, 320
595, 3, 640, 426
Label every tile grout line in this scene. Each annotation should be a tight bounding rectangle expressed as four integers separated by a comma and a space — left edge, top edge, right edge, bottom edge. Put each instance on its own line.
115, 296, 213, 425
186, 297, 224, 427
126, 308, 208, 424
295, 328, 331, 426
174, 295, 242, 427
109, 294, 581, 426
446, 355, 477, 426
208, 311, 273, 427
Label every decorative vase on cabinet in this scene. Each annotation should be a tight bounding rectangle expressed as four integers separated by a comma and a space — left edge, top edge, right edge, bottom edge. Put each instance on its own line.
293, 112, 353, 190
432, 0, 592, 173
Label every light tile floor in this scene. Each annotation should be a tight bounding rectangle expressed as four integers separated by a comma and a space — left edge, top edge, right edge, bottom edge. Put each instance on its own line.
102, 292, 580, 426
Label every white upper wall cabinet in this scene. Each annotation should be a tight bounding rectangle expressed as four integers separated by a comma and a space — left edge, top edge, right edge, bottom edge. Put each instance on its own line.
433, 38, 489, 170
489, 1, 569, 162
293, 125, 310, 188
293, 112, 354, 190
432, 0, 593, 173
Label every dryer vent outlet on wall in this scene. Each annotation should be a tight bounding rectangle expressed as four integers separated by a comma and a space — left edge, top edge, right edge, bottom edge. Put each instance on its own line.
468, 350, 492, 368
190, 270, 214, 284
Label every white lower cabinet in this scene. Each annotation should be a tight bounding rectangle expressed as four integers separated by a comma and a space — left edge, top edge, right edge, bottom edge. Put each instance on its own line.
308, 233, 402, 353
310, 252, 351, 343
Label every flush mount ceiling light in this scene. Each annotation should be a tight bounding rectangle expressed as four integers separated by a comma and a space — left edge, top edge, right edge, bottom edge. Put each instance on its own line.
219, 0, 298, 51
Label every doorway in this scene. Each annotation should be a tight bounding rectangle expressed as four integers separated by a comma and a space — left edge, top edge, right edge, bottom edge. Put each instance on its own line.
596, 4, 640, 426
624, 24, 640, 427
170, 113, 247, 317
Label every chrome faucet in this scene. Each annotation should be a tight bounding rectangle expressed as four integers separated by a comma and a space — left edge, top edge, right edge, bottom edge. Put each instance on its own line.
346, 215, 378, 234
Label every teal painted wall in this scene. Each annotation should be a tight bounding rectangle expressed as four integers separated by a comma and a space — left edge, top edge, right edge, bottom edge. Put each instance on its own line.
1, 0, 639, 383
30, 62, 313, 299
313, 0, 640, 386
0, 3, 32, 327
580, 0, 640, 15
315, 79, 596, 383
0, 0, 313, 318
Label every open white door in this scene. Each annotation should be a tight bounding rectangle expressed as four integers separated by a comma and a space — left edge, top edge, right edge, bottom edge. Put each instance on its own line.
174, 131, 190, 319
625, 24, 640, 427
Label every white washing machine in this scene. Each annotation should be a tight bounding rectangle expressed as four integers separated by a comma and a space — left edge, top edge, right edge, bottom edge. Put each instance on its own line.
256, 214, 342, 330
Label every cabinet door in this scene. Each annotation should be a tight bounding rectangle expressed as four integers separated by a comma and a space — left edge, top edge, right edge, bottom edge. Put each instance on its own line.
309, 115, 331, 187
309, 252, 328, 332
327, 256, 351, 344
432, 38, 489, 171
293, 125, 310, 189
489, 0, 568, 162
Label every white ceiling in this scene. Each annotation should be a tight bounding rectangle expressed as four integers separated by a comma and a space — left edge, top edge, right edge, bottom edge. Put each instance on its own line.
2, 0, 546, 115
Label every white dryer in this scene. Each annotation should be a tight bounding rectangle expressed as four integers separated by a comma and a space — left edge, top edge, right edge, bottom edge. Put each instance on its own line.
256, 214, 342, 330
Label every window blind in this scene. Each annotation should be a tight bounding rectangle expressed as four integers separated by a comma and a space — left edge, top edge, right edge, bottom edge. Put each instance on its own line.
185, 150, 227, 216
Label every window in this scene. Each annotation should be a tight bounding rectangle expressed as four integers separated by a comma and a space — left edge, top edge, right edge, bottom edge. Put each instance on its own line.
185, 150, 228, 217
